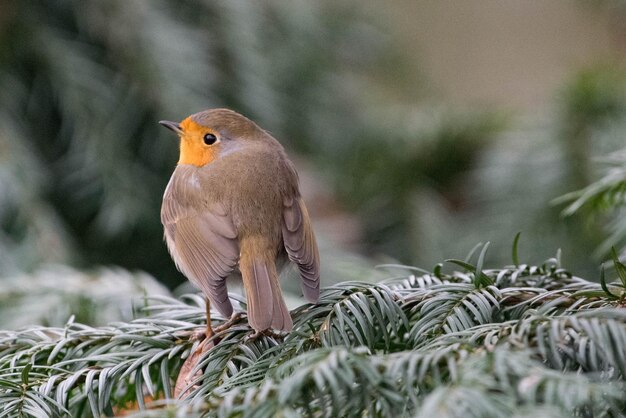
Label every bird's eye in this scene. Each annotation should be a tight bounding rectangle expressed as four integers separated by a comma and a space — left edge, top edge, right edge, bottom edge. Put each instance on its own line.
203, 133, 218, 145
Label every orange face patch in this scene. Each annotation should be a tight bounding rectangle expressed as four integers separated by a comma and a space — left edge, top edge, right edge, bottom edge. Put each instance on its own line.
177, 118, 220, 167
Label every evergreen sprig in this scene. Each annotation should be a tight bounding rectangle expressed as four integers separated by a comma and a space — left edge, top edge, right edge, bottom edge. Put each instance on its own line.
1, 247, 625, 417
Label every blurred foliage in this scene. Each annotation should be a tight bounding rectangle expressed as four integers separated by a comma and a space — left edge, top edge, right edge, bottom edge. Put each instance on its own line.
558, 64, 626, 191
1, 246, 626, 416
332, 106, 504, 262
551, 66, 626, 260
557, 147, 626, 258
0, 265, 169, 329
419, 64, 626, 279
0, 0, 500, 289
3, 0, 626, 300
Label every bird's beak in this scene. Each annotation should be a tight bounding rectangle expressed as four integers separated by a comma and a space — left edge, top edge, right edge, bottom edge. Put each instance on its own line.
159, 120, 183, 135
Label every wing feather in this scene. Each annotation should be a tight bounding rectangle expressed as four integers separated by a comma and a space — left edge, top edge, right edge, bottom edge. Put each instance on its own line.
282, 195, 320, 302
162, 187, 239, 317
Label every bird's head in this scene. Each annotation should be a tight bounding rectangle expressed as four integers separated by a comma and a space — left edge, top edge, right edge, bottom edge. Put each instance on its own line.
159, 108, 263, 167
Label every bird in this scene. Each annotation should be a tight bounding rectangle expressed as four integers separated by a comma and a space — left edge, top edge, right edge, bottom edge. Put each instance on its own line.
159, 108, 320, 337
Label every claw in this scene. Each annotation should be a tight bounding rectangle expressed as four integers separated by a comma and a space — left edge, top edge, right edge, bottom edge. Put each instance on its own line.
215, 311, 246, 333
190, 328, 208, 342
246, 328, 285, 342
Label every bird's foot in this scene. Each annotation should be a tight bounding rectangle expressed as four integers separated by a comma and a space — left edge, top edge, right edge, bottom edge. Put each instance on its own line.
173, 327, 210, 343
190, 328, 208, 342
186, 312, 244, 344
215, 312, 246, 333
189, 323, 221, 346
247, 328, 285, 341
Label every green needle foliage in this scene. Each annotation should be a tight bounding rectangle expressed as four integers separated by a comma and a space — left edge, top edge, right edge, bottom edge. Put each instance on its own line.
558, 148, 626, 257
1, 242, 625, 417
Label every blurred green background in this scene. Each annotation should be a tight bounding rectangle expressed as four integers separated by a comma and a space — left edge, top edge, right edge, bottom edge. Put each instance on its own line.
2, 0, 626, 327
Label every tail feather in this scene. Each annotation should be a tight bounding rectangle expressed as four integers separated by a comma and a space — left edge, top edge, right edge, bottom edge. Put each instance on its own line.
270, 273, 293, 331
240, 250, 293, 332
242, 258, 273, 331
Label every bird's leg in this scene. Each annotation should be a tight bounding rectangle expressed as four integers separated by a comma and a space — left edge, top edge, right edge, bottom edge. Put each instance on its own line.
204, 297, 215, 340
190, 301, 243, 341
190, 298, 218, 353
189, 297, 215, 342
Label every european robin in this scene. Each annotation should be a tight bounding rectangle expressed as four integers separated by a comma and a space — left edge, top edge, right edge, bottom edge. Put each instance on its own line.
159, 108, 320, 335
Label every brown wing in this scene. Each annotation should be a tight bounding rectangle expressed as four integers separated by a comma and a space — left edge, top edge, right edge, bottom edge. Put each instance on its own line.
282, 195, 320, 302
162, 192, 239, 317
